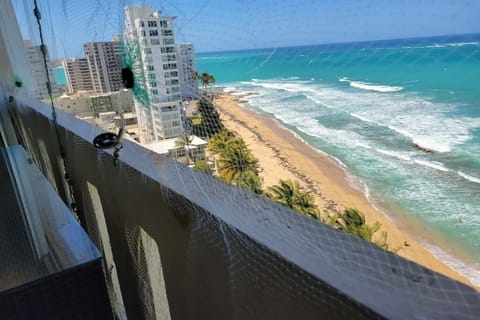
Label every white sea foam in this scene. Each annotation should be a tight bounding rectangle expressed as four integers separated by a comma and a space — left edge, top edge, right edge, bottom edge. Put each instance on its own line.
232, 78, 480, 285
421, 242, 480, 287
246, 80, 317, 94
231, 91, 248, 96
401, 42, 480, 50
390, 126, 454, 153
196, 56, 228, 60
281, 124, 349, 169
350, 112, 376, 124
339, 77, 403, 92
223, 87, 236, 93
414, 160, 449, 172
376, 148, 412, 162
349, 81, 403, 93
236, 78, 480, 155
458, 172, 480, 184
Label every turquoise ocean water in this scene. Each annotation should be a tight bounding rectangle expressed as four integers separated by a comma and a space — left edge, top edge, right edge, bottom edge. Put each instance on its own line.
197, 34, 480, 284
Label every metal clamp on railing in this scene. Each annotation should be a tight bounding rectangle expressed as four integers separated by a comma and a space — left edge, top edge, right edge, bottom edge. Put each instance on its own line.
93, 67, 134, 166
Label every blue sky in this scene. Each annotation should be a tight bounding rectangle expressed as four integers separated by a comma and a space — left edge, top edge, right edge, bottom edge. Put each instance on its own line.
14, 0, 480, 58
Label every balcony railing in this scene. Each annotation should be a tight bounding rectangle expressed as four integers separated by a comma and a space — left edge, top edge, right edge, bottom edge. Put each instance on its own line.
0, 143, 113, 319
0, 89, 479, 319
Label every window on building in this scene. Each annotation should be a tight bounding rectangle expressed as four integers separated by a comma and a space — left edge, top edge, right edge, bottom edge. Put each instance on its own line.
148, 65, 154, 71
147, 21, 157, 28
151, 39, 160, 45
163, 63, 177, 70
144, 48, 152, 54
150, 81, 157, 87
163, 38, 174, 45
148, 73, 156, 80
149, 30, 158, 37
159, 46, 175, 53
141, 30, 146, 37
140, 21, 144, 27
151, 89, 158, 95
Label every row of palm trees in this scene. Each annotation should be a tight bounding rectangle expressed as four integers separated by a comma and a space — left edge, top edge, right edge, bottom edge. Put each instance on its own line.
186, 86, 391, 250
205, 128, 391, 250
189, 93, 224, 138
209, 129, 259, 183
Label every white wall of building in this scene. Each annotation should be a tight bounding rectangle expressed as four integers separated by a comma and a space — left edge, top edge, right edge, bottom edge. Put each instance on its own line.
124, 5, 183, 142
24, 40, 58, 100
176, 43, 198, 99
62, 58, 94, 93
84, 41, 123, 94
54, 90, 134, 117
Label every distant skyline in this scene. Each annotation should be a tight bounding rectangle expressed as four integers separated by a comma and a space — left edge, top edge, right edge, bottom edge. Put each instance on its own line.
13, 0, 480, 58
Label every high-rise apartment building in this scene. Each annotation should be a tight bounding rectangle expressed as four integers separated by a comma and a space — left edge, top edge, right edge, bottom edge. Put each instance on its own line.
62, 58, 94, 93
124, 5, 183, 142
176, 43, 198, 99
24, 40, 58, 100
84, 41, 123, 94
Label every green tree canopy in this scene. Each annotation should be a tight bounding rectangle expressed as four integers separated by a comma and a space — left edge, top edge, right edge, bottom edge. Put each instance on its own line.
333, 208, 391, 250
209, 129, 236, 154
266, 179, 319, 219
218, 143, 258, 183
193, 160, 211, 173
197, 72, 216, 89
191, 93, 223, 138
175, 133, 194, 165
237, 170, 263, 194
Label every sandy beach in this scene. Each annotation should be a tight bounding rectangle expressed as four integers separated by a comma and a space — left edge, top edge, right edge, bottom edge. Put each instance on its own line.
213, 92, 475, 288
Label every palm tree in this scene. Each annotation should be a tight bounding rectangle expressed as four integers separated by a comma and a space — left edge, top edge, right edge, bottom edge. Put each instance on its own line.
193, 93, 223, 138
175, 133, 194, 165
199, 72, 211, 88
218, 143, 258, 183
266, 179, 319, 219
207, 74, 216, 91
196, 72, 216, 91
193, 159, 211, 173
209, 129, 236, 154
237, 170, 263, 194
294, 192, 320, 219
334, 208, 381, 241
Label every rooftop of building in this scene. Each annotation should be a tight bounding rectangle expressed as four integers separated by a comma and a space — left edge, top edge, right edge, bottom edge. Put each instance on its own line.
144, 135, 208, 155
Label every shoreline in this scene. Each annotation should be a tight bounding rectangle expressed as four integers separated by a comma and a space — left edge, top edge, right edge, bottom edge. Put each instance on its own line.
213, 92, 477, 289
